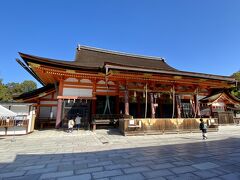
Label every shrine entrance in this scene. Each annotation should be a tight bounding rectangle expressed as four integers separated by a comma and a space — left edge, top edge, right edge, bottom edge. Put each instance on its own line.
96, 96, 116, 115
62, 99, 91, 129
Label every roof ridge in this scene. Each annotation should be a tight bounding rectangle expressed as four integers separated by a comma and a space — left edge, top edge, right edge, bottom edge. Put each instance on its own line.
78, 45, 166, 62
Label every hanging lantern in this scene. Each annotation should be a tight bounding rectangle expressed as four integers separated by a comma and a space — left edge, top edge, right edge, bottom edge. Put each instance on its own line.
68, 99, 70, 103
134, 91, 137, 97
158, 93, 161, 98
143, 91, 145, 98
73, 99, 76, 103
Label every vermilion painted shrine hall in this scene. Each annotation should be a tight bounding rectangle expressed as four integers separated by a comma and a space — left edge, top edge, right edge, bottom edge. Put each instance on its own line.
15, 45, 239, 129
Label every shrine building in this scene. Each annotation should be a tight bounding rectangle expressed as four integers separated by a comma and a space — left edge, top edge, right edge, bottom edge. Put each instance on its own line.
15, 45, 239, 130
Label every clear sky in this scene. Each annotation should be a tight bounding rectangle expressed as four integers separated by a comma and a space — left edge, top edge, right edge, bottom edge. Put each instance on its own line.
0, 0, 240, 87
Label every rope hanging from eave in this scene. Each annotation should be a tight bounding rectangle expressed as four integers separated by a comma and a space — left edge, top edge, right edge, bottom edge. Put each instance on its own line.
103, 67, 111, 115
103, 95, 111, 115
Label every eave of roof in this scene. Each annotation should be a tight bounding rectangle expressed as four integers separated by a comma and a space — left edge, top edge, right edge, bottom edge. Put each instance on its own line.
105, 63, 236, 82
14, 84, 55, 101
19, 52, 100, 71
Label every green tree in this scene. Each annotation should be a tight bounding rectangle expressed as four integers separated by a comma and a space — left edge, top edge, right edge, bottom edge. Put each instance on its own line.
0, 79, 11, 101
231, 71, 240, 99
0, 79, 37, 102
20, 80, 37, 93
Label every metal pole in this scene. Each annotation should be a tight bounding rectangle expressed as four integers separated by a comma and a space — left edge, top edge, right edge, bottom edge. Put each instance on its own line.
11, 118, 16, 142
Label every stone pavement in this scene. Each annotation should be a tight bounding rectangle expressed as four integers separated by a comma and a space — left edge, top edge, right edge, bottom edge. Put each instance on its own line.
0, 126, 240, 180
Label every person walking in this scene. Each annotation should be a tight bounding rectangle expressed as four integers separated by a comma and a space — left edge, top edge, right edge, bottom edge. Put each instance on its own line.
68, 118, 75, 133
199, 118, 208, 140
75, 114, 81, 130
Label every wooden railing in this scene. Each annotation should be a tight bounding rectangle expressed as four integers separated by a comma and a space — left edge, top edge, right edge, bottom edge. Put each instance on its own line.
119, 118, 218, 136
0, 119, 28, 128
91, 114, 132, 130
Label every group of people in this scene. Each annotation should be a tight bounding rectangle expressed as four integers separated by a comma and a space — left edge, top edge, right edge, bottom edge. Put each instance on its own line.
67, 114, 82, 133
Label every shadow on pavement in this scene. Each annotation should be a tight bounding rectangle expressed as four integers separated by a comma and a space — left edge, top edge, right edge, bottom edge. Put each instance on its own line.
1, 137, 240, 179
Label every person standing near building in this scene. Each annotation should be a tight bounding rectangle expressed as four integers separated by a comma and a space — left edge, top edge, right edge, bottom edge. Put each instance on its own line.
68, 118, 75, 133
199, 118, 208, 140
75, 114, 81, 130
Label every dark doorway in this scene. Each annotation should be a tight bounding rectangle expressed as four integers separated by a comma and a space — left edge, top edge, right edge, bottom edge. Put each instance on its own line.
62, 100, 91, 129
156, 94, 173, 118
96, 96, 116, 115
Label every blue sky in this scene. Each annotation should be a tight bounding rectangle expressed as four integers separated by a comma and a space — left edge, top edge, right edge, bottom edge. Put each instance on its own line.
0, 0, 240, 87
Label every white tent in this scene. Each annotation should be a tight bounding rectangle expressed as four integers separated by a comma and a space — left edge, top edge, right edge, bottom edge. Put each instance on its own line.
0, 105, 17, 117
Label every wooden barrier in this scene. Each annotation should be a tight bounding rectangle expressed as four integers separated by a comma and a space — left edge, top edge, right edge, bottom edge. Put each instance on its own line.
0, 119, 29, 136
91, 114, 132, 130
119, 118, 218, 136
0, 119, 28, 128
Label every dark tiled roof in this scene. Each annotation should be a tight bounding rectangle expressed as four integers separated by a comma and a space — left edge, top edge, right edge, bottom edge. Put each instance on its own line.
14, 84, 55, 101
19, 46, 177, 71
74, 46, 178, 71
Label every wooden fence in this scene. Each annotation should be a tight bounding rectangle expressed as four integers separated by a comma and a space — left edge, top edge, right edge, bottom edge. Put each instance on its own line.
0, 119, 28, 128
119, 118, 218, 136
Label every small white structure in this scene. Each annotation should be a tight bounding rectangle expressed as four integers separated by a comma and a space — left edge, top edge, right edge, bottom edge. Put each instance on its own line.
0, 103, 36, 135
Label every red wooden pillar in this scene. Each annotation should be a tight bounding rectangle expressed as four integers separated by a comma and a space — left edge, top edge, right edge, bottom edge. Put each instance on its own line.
150, 93, 155, 118
35, 100, 40, 128
115, 82, 120, 114
56, 79, 63, 128
124, 83, 129, 115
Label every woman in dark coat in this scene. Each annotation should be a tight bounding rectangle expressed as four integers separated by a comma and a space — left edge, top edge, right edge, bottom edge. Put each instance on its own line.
199, 118, 208, 140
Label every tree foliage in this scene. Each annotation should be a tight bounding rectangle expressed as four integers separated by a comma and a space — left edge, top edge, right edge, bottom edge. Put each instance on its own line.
0, 79, 37, 102
231, 71, 240, 99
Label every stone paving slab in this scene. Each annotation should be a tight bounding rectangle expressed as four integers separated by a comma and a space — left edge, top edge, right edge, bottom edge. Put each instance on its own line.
0, 125, 240, 179
192, 162, 220, 170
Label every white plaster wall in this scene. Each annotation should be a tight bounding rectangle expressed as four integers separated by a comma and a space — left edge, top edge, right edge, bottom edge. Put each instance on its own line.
63, 88, 92, 97
8, 106, 29, 115
0, 127, 27, 135
39, 107, 51, 118
52, 107, 57, 118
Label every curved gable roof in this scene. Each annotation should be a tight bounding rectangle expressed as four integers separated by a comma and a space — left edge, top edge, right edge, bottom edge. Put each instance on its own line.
200, 90, 240, 104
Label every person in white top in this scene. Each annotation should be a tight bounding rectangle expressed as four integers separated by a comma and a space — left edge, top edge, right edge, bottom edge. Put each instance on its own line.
75, 114, 81, 130
68, 119, 75, 133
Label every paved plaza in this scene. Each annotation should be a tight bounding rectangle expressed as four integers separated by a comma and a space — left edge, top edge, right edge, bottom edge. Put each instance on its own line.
0, 126, 240, 180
